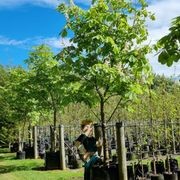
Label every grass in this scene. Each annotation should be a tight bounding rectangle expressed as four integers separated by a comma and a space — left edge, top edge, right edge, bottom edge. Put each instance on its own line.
0, 147, 10, 153
0, 150, 84, 180
0, 148, 179, 180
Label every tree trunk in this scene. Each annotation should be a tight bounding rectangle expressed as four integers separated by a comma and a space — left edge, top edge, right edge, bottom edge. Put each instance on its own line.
100, 98, 109, 163
94, 123, 103, 157
28, 125, 32, 147
33, 126, 38, 159
51, 108, 57, 152
18, 129, 22, 152
171, 120, 176, 154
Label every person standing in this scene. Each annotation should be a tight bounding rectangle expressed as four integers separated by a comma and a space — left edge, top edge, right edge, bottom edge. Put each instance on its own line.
74, 120, 102, 180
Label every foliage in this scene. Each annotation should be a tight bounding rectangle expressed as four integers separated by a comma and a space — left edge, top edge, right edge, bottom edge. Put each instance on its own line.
26, 45, 71, 122
26, 44, 73, 151
57, 0, 154, 122
0, 66, 19, 145
157, 16, 180, 66
0, 1, 179, 156
57, 0, 155, 162
119, 74, 180, 122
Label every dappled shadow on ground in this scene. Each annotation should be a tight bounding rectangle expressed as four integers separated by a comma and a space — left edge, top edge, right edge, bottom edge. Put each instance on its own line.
0, 164, 47, 174
32, 166, 46, 171
0, 155, 16, 161
0, 164, 33, 174
0, 164, 84, 179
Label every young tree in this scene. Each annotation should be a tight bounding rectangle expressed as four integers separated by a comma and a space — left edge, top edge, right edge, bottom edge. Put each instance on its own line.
1, 66, 36, 151
0, 65, 17, 146
57, 0, 154, 162
26, 45, 71, 152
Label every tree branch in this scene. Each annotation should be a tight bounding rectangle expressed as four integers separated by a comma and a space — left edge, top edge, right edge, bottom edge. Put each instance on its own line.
90, 109, 101, 122
107, 97, 122, 123
104, 93, 119, 103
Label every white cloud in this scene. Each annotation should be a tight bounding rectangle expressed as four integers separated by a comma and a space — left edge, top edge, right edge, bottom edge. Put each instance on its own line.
0, 35, 72, 49
146, 0, 180, 77
147, 0, 180, 43
0, 35, 27, 46
0, 0, 179, 76
147, 0, 180, 29
38, 37, 73, 48
147, 54, 180, 77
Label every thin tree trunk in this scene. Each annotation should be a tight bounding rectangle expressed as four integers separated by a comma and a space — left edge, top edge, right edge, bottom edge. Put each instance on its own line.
51, 108, 57, 152
171, 120, 176, 154
53, 108, 57, 152
100, 98, 109, 163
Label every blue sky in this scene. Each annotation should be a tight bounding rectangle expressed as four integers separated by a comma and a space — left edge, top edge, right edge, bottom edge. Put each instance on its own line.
0, 0, 179, 76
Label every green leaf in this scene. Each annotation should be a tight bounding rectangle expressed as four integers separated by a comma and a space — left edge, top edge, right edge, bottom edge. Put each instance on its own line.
158, 51, 169, 64
60, 29, 67, 37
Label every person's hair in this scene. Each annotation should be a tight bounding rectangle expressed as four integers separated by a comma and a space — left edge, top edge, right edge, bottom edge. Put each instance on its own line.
81, 119, 93, 130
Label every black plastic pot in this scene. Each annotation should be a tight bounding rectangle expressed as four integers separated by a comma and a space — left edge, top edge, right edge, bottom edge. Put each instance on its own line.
68, 155, 82, 169
10, 142, 19, 152
69, 156, 82, 169
150, 174, 164, 180
176, 169, 180, 180
165, 158, 179, 173
134, 164, 149, 178
127, 165, 134, 180
91, 164, 111, 180
39, 153, 45, 159
24, 146, 34, 159
91, 163, 135, 180
45, 151, 60, 170
16, 151, 26, 159
163, 172, 177, 180
151, 160, 165, 174
112, 155, 117, 163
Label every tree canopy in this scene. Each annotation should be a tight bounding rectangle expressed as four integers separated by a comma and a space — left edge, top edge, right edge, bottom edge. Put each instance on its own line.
57, 0, 155, 161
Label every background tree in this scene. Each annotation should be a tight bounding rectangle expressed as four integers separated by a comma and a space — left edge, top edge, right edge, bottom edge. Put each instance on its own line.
6, 67, 37, 151
26, 44, 71, 152
0, 65, 16, 146
57, 0, 155, 162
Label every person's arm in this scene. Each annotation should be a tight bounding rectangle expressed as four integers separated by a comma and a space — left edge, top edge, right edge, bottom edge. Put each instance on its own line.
83, 151, 96, 161
74, 140, 81, 149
